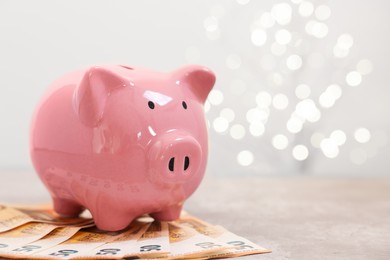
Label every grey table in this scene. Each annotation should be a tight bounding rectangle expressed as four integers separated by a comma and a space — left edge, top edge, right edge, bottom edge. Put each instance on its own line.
1, 171, 389, 260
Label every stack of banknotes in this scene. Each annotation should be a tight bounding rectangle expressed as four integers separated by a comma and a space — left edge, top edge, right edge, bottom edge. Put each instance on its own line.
0, 204, 270, 259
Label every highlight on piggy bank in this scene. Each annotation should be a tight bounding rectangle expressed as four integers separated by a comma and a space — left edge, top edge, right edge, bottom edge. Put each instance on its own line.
30, 64, 216, 231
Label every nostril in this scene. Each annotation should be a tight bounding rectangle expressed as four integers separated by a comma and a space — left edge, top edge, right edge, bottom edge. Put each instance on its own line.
169, 157, 175, 172
184, 156, 190, 171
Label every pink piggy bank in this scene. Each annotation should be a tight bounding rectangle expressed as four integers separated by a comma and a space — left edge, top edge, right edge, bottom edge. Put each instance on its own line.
30, 64, 215, 231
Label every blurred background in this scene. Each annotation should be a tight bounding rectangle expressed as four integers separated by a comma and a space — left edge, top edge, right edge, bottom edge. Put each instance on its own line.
0, 0, 389, 177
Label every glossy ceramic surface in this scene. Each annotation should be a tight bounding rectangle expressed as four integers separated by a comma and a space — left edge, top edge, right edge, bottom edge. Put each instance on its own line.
30, 64, 215, 231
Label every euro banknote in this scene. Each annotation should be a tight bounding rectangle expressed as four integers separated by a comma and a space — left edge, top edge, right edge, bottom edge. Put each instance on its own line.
0, 204, 270, 259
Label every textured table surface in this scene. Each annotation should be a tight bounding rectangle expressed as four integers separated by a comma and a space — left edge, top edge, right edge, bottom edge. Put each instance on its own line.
0, 171, 389, 260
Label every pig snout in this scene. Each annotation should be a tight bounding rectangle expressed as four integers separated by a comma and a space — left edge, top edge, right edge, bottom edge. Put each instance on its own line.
148, 132, 202, 183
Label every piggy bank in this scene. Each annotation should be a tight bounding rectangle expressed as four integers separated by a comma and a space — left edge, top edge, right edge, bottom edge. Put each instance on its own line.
30, 64, 215, 231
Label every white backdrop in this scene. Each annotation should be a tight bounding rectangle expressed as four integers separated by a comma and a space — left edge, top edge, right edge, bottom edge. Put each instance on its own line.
0, 0, 389, 176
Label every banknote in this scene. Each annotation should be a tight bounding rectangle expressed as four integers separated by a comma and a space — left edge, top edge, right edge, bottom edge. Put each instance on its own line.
17, 207, 93, 227
73, 219, 151, 259
0, 204, 93, 233
0, 204, 271, 259
133, 220, 170, 258
0, 222, 58, 252
165, 222, 235, 259
32, 226, 128, 259
5, 226, 81, 257
0, 205, 33, 232
174, 214, 271, 258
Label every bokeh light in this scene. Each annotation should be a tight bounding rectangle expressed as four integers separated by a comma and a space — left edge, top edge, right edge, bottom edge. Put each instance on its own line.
287, 117, 303, 133
208, 89, 224, 105
320, 138, 339, 158
237, 150, 254, 166
346, 71, 362, 87
333, 33, 354, 58
213, 117, 229, 133
256, 91, 272, 107
295, 84, 311, 99
292, 145, 309, 161
272, 134, 289, 150
356, 59, 373, 75
230, 124, 246, 140
259, 12, 275, 28
204, 101, 211, 113
203, 16, 219, 32
251, 29, 267, 46
199, 1, 377, 172
330, 130, 347, 146
295, 99, 321, 122
271, 3, 292, 25
286, 54, 303, 70
337, 34, 354, 49
249, 123, 265, 137
246, 107, 269, 124
319, 84, 342, 108
220, 108, 235, 122
354, 128, 371, 143
306, 20, 328, 38
299, 1, 314, 17
319, 92, 335, 108
326, 84, 342, 99
311, 132, 325, 148
275, 29, 291, 45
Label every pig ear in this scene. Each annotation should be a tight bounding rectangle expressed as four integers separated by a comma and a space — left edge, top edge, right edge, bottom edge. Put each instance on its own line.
174, 65, 216, 104
73, 67, 127, 127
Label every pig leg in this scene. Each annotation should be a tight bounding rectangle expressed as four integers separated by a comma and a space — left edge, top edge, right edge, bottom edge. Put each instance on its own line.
90, 206, 133, 231
150, 204, 183, 221
52, 198, 83, 217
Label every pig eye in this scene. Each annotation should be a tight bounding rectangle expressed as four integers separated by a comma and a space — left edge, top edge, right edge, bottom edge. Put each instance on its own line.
182, 101, 188, 109
148, 101, 155, 109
